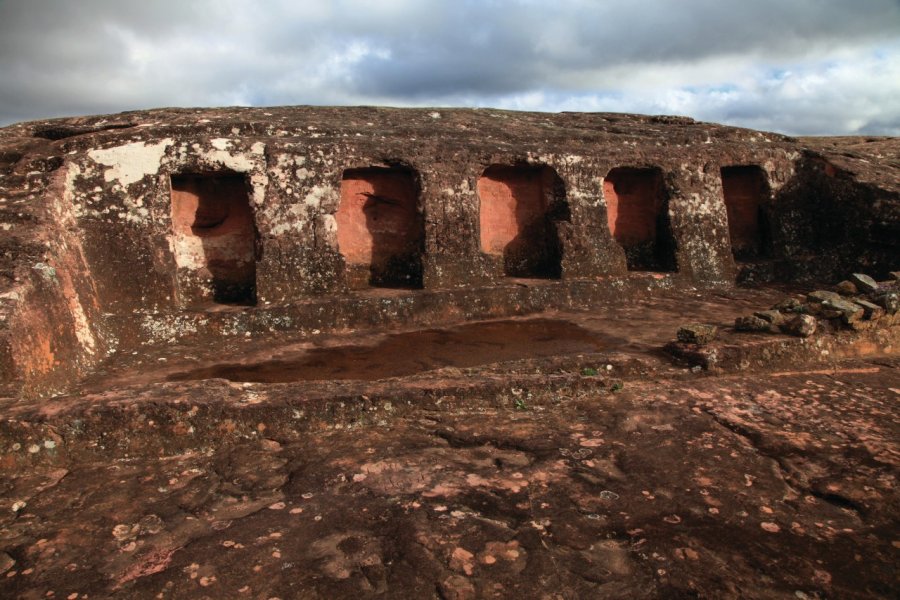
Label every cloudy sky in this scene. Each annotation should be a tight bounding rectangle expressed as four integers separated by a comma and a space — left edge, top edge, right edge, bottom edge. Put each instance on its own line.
1, 0, 899, 135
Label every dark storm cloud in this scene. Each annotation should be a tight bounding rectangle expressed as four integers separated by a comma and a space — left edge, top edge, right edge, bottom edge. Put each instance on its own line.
0, 0, 898, 134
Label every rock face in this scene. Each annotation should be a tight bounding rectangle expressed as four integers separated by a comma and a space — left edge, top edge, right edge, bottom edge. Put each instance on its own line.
337, 167, 424, 287
0, 106, 897, 398
478, 165, 564, 278
603, 166, 676, 272
170, 174, 259, 304
0, 108, 898, 598
720, 165, 771, 260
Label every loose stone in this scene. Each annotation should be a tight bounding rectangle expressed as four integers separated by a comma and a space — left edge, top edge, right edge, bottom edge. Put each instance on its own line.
849, 273, 879, 294
677, 324, 718, 345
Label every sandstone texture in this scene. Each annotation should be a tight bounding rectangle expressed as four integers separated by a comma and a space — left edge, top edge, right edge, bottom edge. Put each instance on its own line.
0, 107, 897, 397
676, 323, 718, 345
0, 107, 898, 598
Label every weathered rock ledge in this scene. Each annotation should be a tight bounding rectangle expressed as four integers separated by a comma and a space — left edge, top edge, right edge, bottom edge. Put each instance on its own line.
1, 107, 898, 398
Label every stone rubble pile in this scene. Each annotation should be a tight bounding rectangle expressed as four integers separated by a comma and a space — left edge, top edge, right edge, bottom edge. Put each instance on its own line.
735, 271, 899, 338
675, 271, 899, 348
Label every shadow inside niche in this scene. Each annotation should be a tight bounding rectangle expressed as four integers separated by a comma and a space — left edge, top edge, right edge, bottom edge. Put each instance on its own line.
171, 173, 259, 305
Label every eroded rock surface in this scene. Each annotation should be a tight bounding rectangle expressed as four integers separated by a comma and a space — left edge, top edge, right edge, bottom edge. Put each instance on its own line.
1, 360, 897, 599
0, 108, 897, 398
0, 108, 897, 598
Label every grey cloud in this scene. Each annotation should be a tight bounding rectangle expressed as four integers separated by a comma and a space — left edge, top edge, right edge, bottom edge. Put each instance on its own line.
342, 0, 900, 96
0, 0, 898, 134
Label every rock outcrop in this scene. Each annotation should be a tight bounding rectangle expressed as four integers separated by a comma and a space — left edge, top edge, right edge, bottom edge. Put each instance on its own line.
0, 107, 897, 397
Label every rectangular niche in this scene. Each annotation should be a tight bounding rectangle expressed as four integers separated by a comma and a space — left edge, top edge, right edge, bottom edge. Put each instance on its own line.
603, 167, 677, 272
336, 167, 424, 288
477, 165, 564, 278
170, 174, 258, 305
721, 165, 771, 261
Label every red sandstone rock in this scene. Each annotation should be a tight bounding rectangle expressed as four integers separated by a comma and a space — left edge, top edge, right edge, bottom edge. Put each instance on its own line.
477, 165, 563, 277
0, 107, 896, 397
721, 165, 771, 260
171, 174, 258, 304
0, 106, 897, 599
603, 166, 676, 272
337, 167, 423, 288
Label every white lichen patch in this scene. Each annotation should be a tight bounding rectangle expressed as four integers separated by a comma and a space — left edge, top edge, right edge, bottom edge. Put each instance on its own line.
88, 139, 173, 186
269, 154, 297, 188
63, 163, 82, 202
248, 172, 268, 206
32, 262, 57, 283
303, 184, 335, 209
64, 163, 104, 219
211, 138, 233, 151
140, 314, 205, 344
568, 187, 603, 208
442, 179, 472, 201
320, 213, 338, 245
268, 203, 311, 236
686, 192, 717, 218
199, 143, 262, 173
